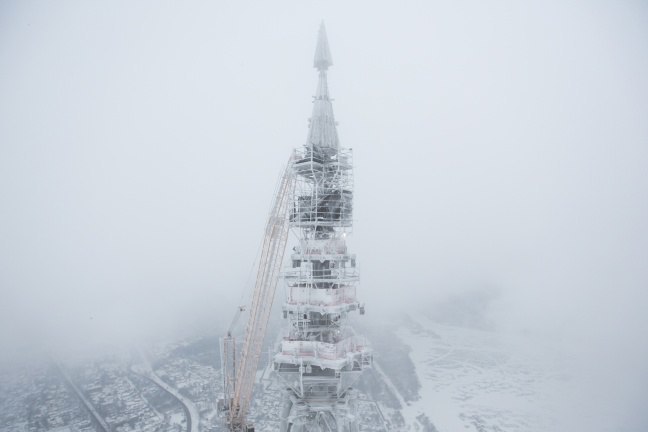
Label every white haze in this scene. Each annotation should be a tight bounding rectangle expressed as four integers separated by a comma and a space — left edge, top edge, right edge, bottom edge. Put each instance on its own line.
1, 0, 647, 428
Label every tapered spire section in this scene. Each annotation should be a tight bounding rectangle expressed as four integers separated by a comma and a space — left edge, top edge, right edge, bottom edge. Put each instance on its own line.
308, 22, 338, 152
314, 22, 333, 70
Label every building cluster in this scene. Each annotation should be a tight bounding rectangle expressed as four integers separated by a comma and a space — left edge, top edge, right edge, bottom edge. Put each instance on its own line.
70, 359, 184, 432
0, 354, 193, 432
153, 354, 220, 415
0, 365, 94, 432
0, 330, 397, 432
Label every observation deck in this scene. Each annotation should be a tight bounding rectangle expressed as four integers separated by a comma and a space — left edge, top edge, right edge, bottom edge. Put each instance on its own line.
275, 337, 371, 372
282, 285, 360, 315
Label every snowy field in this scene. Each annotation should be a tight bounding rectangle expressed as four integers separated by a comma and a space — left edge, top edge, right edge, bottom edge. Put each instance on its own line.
380, 313, 563, 431
364, 312, 643, 432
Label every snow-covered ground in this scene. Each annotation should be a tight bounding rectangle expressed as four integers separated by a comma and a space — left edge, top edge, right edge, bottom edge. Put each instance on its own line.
380, 312, 565, 432
365, 310, 648, 432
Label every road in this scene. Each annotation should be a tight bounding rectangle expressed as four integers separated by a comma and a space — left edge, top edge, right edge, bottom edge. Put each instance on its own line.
54, 363, 111, 432
135, 352, 201, 432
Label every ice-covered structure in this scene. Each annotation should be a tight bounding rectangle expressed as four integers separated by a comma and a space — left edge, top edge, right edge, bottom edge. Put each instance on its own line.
273, 23, 372, 432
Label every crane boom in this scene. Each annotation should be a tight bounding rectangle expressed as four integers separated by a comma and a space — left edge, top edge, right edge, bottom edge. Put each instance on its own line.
228, 306, 246, 337
226, 154, 295, 431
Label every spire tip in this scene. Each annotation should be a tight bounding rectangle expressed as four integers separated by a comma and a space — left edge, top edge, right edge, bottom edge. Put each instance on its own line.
314, 22, 333, 70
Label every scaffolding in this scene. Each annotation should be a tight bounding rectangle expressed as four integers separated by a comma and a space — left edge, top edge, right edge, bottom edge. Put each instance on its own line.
274, 23, 372, 432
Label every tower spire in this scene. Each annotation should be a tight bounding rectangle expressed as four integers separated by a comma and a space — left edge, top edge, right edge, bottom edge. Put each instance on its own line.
275, 25, 371, 432
314, 21, 333, 71
308, 21, 338, 151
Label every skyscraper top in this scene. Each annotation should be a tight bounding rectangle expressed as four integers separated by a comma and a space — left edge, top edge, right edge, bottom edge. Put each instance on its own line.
313, 22, 333, 71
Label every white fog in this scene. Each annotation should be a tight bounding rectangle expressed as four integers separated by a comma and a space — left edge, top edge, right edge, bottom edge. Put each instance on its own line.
1, 1, 647, 431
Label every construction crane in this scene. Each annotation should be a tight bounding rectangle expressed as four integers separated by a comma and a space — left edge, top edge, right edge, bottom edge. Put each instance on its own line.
220, 305, 245, 417
220, 155, 296, 432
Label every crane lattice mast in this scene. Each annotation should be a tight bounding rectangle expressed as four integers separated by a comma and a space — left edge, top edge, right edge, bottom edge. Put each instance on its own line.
221, 157, 296, 432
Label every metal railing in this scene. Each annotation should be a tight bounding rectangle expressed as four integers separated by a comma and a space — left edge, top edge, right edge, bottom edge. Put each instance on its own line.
280, 337, 369, 361
285, 285, 357, 306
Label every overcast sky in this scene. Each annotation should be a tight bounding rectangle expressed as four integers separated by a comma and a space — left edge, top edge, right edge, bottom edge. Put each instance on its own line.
1, 1, 647, 425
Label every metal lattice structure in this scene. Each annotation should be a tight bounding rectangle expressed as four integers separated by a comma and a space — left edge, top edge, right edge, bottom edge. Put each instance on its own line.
221, 157, 296, 432
274, 23, 372, 432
